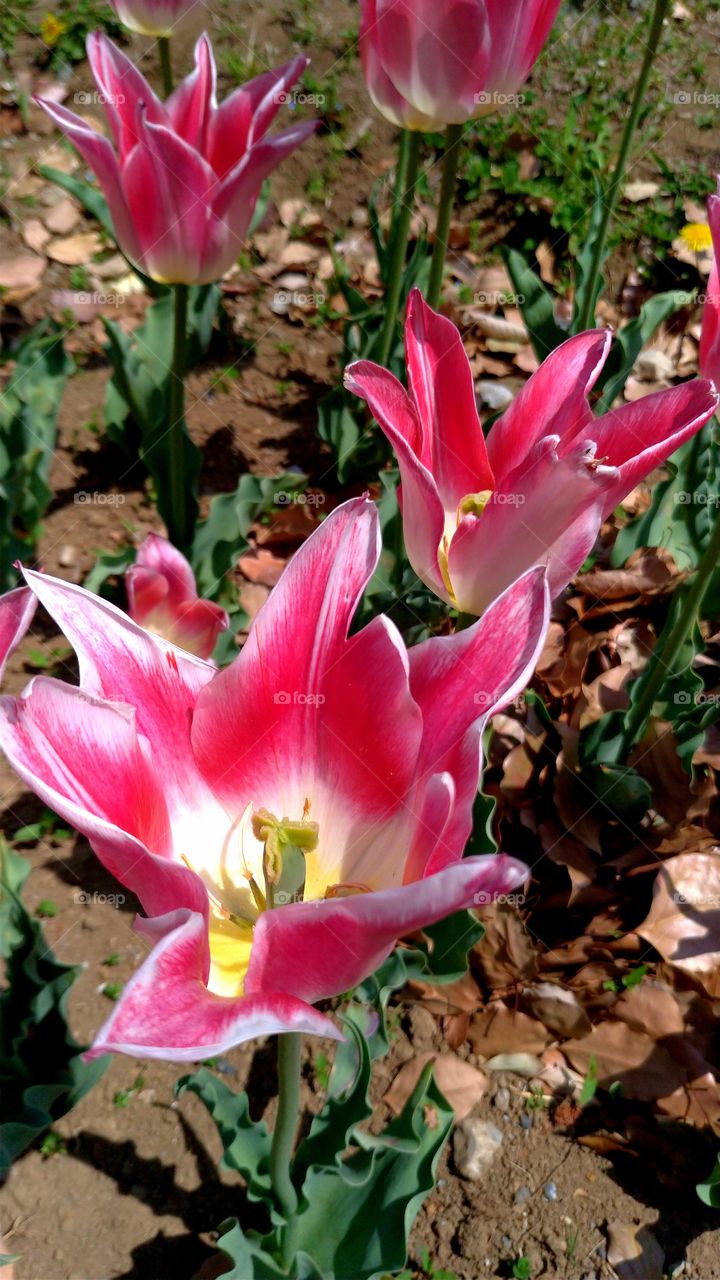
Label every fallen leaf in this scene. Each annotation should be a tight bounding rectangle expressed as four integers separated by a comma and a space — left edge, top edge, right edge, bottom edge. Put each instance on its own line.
0, 253, 46, 301
236, 547, 287, 587
47, 231, 102, 264
564, 1020, 688, 1101
520, 982, 592, 1039
607, 1221, 664, 1280
22, 218, 50, 253
43, 197, 80, 235
637, 852, 720, 988
384, 1052, 488, 1120
468, 1004, 550, 1059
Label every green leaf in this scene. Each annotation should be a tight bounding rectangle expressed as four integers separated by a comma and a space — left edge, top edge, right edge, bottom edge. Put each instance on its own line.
175, 1069, 272, 1203
190, 473, 305, 599
698, 1153, 720, 1207
0, 840, 107, 1176
291, 1064, 453, 1280
0, 321, 73, 588
83, 545, 137, 598
503, 247, 566, 361
293, 1013, 372, 1180
572, 180, 608, 333
213, 1220, 323, 1279
595, 291, 692, 411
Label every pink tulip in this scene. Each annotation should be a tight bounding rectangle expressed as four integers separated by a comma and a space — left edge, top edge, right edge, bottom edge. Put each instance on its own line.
125, 533, 228, 659
109, 0, 200, 38
35, 35, 316, 285
345, 290, 719, 617
0, 499, 548, 1060
359, 0, 561, 130
700, 184, 720, 385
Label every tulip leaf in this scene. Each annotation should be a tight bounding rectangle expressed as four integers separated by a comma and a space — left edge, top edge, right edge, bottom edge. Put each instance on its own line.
292, 1013, 372, 1180
697, 1153, 720, 1208
289, 1064, 453, 1280
175, 1068, 272, 1202
213, 1220, 323, 1279
190, 472, 306, 599
503, 247, 566, 361
572, 179, 609, 333
0, 320, 73, 590
0, 841, 107, 1177
594, 290, 692, 411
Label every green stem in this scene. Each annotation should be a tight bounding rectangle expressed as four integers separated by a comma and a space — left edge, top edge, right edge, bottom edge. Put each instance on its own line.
270, 1032, 301, 1234
167, 282, 189, 548
619, 504, 720, 756
389, 128, 411, 240
576, 0, 670, 331
159, 36, 174, 96
427, 123, 463, 310
377, 130, 422, 368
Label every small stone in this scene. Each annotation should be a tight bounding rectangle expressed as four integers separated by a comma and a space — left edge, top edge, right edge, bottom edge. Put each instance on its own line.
543, 1181, 558, 1201
502, 1236, 513, 1250
453, 1117, 503, 1181
57, 544, 78, 568
477, 380, 514, 411
633, 348, 674, 382
514, 1186, 531, 1204
519, 1111, 532, 1130
493, 1086, 510, 1110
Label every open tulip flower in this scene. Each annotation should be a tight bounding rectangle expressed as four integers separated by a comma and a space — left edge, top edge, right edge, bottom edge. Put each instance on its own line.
35, 34, 316, 285
126, 532, 228, 660
345, 290, 719, 617
359, 0, 562, 130
0, 499, 548, 1061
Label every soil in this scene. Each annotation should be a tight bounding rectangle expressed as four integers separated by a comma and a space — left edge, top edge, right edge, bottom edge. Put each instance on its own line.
2, 2, 720, 1278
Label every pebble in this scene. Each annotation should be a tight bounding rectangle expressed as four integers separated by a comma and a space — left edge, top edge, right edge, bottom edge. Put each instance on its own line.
519, 1112, 532, 1130
477, 381, 514, 411
514, 1186, 531, 1204
453, 1117, 503, 1181
543, 1181, 558, 1201
493, 1087, 511, 1110
502, 1236, 513, 1250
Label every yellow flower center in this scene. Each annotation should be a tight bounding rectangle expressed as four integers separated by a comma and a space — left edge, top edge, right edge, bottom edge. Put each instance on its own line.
680, 223, 713, 253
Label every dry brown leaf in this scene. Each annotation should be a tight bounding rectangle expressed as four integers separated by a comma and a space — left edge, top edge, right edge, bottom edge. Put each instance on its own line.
46, 231, 102, 264
637, 851, 720, 987
563, 1020, 687, 1101
607, 1221, 664, 1280
0, 253, 46, 301
468, 1003, 549, 1059
22, 218, 50, 253
472, 902, 538, 987
43, 197, 79, 235
384, 1052, 488, 1120
236, 547, 287, 587
520, 982, 592, 1039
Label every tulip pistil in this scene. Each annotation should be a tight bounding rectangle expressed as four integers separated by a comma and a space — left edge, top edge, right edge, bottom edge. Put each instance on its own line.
251, 807, 319, 908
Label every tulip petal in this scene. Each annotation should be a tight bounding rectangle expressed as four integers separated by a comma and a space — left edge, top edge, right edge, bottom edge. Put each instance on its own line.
32, 98, 141, 266
586, 379, 720, 516
122, 118, 217, 283
374, 0, 492, 125
19, 568, 215, 824
408, 567, 549, 859
447, 437, 617, 614
89, 908, 341, 1060
245, 855, 528, 1004
0, 586, 35, 681
0, 680, 207, 920
127, 533, 228, 660
344, 361, 448, 599
486, 329, 611, 477
405, 288, 494, 506
86, 30, 166, 158
700, 192, 720, 383
207, 54, 310, 178
166, 32, 216, 152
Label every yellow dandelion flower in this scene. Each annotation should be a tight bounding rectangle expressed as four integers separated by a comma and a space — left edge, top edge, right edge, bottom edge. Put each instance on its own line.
680, 223, 714, 253
39, 13, 67, 46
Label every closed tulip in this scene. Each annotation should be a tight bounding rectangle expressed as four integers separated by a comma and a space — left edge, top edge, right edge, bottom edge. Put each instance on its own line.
109, 0, 201, 38
359, 0, 562, 130
126, 533, 228, 659
36, 34, 316, 284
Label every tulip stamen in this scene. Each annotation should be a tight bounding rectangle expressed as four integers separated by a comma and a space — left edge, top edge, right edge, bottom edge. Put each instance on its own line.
251, 807, 319, 909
